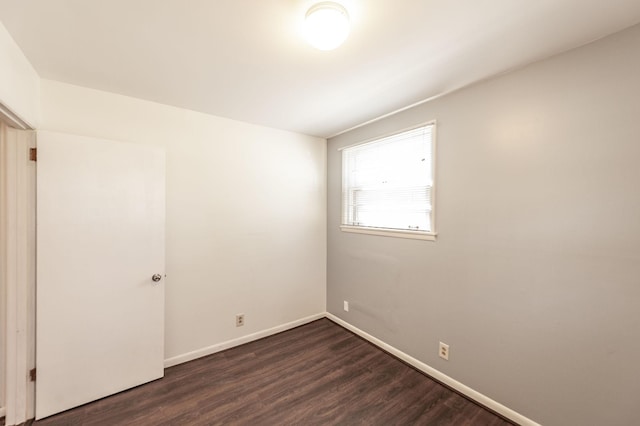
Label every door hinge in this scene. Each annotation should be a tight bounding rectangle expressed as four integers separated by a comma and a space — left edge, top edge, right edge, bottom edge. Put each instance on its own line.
29, 147, 37, 162
30, 368, 36, 382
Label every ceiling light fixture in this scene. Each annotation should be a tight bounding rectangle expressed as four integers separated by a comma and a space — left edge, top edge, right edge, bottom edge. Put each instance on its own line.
304, 2, 350, 51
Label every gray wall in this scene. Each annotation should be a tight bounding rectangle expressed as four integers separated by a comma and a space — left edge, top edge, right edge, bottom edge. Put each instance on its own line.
327, 23, 640, 426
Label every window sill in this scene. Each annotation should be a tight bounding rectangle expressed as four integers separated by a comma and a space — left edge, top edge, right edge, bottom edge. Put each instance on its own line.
340, 225, 437, 241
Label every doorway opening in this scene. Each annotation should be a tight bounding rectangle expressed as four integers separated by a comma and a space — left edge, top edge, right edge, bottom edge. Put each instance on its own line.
0, 117, 37, 426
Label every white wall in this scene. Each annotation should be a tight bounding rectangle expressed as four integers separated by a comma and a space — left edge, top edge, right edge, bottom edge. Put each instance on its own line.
327, 23, 640, 426
39, 79, 327, 361
0, 21, 39, 128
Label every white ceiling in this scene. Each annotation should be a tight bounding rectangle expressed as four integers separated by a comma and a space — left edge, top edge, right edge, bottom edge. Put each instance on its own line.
1, 1, 640, 138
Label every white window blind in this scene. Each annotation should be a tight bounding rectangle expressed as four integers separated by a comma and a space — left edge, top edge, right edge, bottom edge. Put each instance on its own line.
342, 123, 434, 234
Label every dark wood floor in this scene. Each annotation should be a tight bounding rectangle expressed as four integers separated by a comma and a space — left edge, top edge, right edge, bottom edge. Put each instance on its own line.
18, 318, 514, 425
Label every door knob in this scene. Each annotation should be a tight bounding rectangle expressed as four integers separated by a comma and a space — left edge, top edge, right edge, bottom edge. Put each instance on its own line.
152, 274, 162, 282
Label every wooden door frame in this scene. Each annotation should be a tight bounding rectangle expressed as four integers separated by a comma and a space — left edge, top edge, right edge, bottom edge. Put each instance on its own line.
1, 120, 36, 426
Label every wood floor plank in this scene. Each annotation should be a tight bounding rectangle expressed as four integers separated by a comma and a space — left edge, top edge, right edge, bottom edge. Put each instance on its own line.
21, 318, 515, 426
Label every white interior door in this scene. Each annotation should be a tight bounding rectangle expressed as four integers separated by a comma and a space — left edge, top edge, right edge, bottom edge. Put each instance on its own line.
35, 131, 165, 420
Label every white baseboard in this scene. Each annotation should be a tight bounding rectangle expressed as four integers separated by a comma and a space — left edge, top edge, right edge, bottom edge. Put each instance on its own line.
325, 313, 541, 426
164, 313, 325, 368
163, 311, 539, 426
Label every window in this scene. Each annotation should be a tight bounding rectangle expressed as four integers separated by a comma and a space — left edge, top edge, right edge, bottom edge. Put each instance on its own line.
341, 122, 436, 240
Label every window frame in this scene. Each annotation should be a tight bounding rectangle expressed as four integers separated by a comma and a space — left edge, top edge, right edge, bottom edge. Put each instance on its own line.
339, 120, 437, 241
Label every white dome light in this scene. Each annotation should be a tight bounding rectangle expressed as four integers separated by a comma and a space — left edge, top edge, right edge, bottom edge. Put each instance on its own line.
304, 2, 350, 51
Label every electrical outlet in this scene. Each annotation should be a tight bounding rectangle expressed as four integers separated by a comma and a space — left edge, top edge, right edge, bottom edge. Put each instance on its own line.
343, 301, 349, 312
439, 342, 449, 360
236, 314, 245, 327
